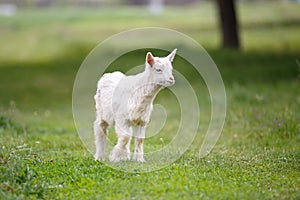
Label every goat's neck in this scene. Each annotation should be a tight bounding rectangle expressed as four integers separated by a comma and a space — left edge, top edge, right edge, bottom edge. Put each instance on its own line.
136, 71, 162, 103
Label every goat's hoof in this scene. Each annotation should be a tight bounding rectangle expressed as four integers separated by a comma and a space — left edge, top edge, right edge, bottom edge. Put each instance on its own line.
94, 154, 105, 161
132, 153, 145, 162
109, 148, 130, 162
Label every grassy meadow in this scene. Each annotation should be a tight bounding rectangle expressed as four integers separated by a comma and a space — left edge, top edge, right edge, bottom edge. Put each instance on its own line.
0, 1, 300, 199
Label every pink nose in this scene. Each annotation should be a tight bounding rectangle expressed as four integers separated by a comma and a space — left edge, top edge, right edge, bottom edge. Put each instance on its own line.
169, 76, 174, 81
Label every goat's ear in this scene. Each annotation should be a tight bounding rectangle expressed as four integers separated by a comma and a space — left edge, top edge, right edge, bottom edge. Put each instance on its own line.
167, 48, 177, 62
146, 52, 154, 66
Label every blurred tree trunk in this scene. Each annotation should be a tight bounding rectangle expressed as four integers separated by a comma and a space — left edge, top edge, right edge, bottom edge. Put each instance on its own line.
216, 0, 240, 49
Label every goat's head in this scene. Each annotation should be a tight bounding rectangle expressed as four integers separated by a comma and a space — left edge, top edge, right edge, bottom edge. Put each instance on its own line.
145, 48, 177, 87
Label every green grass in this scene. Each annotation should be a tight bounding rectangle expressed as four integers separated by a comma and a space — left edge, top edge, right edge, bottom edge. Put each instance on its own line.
1, 1, 300, 199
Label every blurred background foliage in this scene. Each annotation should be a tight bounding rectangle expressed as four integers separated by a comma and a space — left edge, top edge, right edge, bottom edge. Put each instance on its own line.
0, 0, 299, 113
0, 0, 299, 112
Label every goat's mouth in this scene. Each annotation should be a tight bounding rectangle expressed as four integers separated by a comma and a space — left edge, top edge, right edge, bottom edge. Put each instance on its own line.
165, 80, 175, 86
158, 80, 175, 87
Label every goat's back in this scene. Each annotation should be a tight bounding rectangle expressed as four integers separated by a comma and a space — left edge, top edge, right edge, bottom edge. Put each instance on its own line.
95, 71, 125, 125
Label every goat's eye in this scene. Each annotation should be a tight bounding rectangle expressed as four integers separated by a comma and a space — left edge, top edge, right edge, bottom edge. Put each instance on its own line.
155, 68, 162, 72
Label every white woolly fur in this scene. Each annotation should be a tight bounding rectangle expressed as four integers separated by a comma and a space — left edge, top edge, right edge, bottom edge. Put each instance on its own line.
94, 49, 177, 162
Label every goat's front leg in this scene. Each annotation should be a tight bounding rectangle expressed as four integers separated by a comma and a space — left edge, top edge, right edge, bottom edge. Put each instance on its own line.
109, 123, 131, 162
132, 126, 146, 162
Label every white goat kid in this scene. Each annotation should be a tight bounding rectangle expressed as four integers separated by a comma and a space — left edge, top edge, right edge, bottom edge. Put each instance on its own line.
94, 49, 177, 162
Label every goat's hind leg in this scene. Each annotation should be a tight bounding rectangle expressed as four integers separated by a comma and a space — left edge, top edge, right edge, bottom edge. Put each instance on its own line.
94, 119, 108, 161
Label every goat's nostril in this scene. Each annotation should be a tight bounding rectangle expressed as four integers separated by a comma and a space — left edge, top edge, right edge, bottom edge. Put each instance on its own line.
169, 77, 174, 81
